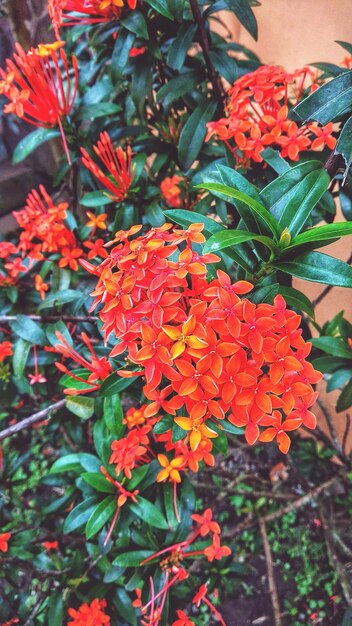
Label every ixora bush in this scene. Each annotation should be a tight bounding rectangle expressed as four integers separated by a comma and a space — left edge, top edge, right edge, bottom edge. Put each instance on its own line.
0, 1, 352, 624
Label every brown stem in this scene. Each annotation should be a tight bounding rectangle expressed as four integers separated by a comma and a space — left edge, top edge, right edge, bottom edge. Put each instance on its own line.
319, 501, 352, 607
317, 397, 343, 455
342, 413, 351, 457
325, 152, 345, 179
259, 517, 283, 626
0, 399, 65, 441
189, 0, 224, 114
0, 314, 97, 323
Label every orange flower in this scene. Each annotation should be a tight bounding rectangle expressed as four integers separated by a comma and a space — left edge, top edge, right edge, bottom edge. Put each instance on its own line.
86, 211, 107, 233
191, 508, 220, 536
0, 532, 11, 552
160, 175, 183, 208
34, 274, 49, 300
0, 341, 13, 363
81, 132, 133, 202
156, 454, 184, 483
172, 610, 195, 626
258, 410, 302, 453
67, 598, 110, 626
204, 534, 231, 562
58, 246, 83, 271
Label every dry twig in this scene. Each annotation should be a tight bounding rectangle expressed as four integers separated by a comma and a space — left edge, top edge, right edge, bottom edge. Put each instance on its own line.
0, 399, 66, 441
259, 517, 283, 626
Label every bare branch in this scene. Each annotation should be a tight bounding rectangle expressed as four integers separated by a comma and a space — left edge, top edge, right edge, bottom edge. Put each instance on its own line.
0, 399, 66, 441
259, 517, 283, 626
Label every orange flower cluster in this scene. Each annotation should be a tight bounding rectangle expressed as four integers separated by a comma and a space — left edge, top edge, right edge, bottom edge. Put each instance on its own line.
160, 175, 184, 208
0, 42, 78, 162
13, 185, 83, 271
67, 598, 110, 626
0, 342, 13, 363
81, 132, 134, 202
81, 223, 321, 467
206, 65, 336, 163
134, 508, 229, 626
49, 0, 137, 39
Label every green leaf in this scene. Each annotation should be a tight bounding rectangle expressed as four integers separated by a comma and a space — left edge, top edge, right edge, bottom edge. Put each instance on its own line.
203, 229, 278, 255
327, 368, 352, 392
274, 251, 352, 287
126, 464, 150, 490
63, 497, 98, 534
223, 0, 257, 39
163, 483, 179, 529
80, 191, 113, 207
38, 289, 80, 310
76, 103, 122, 120
129, 497, 169, 529
178, 100, 218, 170
103, 394, 124, 436
12, 128, 60, 164
144, 0, 174, 19
198, 183, 282, 239
277, 286, 315, 318
120, 11, 148, 39
156, 71, 199, 108
50, 454, 82, 474
197, 162, 262, 203
291, 70, 352, 123
9, 315, 46, 345
286, 222, 352, 252
208, 49, 238, 83
260, 161, 330, 237
86, 496, 116, 539
13, 338, 31, 378
312, 356, 348, 373
311, 337, 352, 359
98, 372, 135, 397
48, 592, 63, 626
222, 421, 244, 435
81, 472, 115, 493
65, 396, 95, 420
167, 23, 197, 70
113, 549, 155, 567
164, 208, 224, 236
261, 148, 291, 174
337, 379, 352, 412
111, 30, 135, 80
335, 116, 352, 184
131, 57, 154, 117
114, 588, 138, 626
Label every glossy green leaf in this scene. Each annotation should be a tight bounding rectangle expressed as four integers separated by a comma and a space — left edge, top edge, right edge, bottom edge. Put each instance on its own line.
113, 550, 155, 567
261, 148, 291, 174
50, 454, 82, 474
38, 289, 79, 310
291, 70, 352, 123
198, 183, 282, 238
337, 379, 352, 411
285, 222, 352, 252
311, 337, 352, 359
129, 497, 168, 529
203, 229, 278, 255
48, 592, 63, 626
86, 496, 116, 539
327, 368, 352, 392
145, 0, 174, 19
12, 128, 60, 164
76, 103, 122, 120
65, 396, 95, 420
224, 0, 257, 39
111, 30, 135, 80
260, 161, 329, 237
164, 208, 224, 236
114, 587, 138, 626
167, 22, 197, 70
13, 338, 31, 378
103, 394, 124, 436
81, 473, 115, 493
274, 251, 352, 287
63, 497, 98, 534
197, 162, 262, 203
98, 371, 135, 397
335, 116, 352, 183
9, 315, 46, 345
80, 191, 113, 207
156, 71, 199, 108
120, 11, 148, 39
178, 100, 218, 170
312, 356, 348, 373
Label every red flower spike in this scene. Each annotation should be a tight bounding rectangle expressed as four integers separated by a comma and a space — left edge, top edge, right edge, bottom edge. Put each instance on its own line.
81, 132, 133, 202
67, 598, 110, 626
0, 43, 78, 163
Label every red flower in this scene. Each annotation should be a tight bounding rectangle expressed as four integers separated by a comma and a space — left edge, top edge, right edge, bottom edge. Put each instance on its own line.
0, 341, 13, 363
0, 43, 78, 162
49, 0, 137, 39
203, 534, 231, 562
0, 532, 11, 552
81, 132, 133, 202
258, 410, 302, 453
67, 598, 110, 626
160, 175, 183, 208
172, 610, 195, 626
42, 540, 59, 550
129, 47, 146, 57
191, 508, 220, 536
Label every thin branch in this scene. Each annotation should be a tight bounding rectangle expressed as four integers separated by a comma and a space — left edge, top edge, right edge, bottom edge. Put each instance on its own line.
319, 501, 352, 607
317, 397, 343, 455
0, 315, 97, 323
189, 0, 224, 113
0, 399, 66, 441
259, 517, 283, 626
342, 413, 351, 457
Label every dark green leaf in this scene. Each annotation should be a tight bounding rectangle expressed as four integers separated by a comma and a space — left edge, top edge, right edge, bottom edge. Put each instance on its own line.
103, 394, 124, 436
111, 30, 135, 80
129, 497, 169, 529
208, 49, 238, 83
114, 588, 138, 626
12, 128, 60, 164
327, 369, 352, 392
80, 191, 113, 207
63, 497, 98, 534
261, 148, 291, 174
286, 222, 352, 252
9, 315, 46, 345
50, 454, 82, 474
260, 161, 329, 237
156, 71, 199, 108
120, 11, 148, 39
145, 0, 174, 19
335, 116, 352, 184
274, 251, 352, 287
131, 58, 154, 117
312, 356, 348, 373
86, 496, 116, 539
76, 103, 122, 120
291, 71, 352, 123
178, 100, 218, 170
48, 592, 63, 626
98, 372, 135, 397
197, 162, 262, 203
38, 289, 79, 310
13, 338, 31, 378
224, 0, 257, 39
167, 23, 197, 70
203, 229, 278, 255
337, 379, 352, 412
